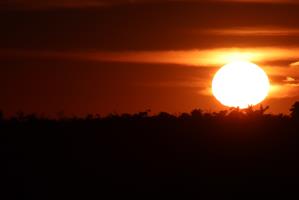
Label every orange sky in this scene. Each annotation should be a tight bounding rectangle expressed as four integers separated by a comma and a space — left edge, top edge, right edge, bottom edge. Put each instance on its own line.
1, 0, 299, 116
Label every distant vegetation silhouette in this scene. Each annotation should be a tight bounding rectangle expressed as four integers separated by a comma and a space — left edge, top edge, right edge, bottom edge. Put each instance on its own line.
1, 102, 299, 198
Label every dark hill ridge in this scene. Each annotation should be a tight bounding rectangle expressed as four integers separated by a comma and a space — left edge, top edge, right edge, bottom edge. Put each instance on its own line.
0, 104, 299, 198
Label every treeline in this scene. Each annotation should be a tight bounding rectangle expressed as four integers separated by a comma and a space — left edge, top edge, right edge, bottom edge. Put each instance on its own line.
0, 102, 299, 198
1, 102, 299, 122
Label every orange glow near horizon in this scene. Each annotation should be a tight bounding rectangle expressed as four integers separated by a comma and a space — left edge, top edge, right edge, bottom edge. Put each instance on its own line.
1, 47, 298, 101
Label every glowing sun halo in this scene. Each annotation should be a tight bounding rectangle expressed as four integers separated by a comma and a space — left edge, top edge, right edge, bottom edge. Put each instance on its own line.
212, 61, 270, 109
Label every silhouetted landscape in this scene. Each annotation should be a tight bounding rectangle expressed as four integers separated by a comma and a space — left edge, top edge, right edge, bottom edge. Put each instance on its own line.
1, 103, 299, 198
3, 0, 299, 198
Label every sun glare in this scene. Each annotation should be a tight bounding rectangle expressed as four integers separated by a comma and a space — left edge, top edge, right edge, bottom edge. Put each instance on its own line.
212, 61, 270, 109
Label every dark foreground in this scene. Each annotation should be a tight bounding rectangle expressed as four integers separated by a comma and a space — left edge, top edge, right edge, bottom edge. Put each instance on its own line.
1, 107, 299, 198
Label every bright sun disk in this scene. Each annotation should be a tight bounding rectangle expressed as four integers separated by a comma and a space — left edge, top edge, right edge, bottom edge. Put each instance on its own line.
212, 61, 270, 109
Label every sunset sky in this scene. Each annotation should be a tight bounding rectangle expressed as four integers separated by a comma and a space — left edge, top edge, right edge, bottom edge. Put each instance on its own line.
1, 0, 299, 116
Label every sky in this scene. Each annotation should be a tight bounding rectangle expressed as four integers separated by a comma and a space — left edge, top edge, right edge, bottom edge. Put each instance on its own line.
1, 0, 299, 116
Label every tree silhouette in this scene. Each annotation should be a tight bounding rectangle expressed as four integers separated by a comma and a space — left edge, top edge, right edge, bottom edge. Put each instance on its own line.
244, 105, 269, 118
191, 109, 203, 119
290, 101, 299, 120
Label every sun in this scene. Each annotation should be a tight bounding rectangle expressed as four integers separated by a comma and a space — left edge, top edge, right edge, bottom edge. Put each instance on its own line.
212, 61, 270, 109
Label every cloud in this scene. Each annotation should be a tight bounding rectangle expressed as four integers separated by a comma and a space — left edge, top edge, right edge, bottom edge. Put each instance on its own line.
215, 0, 299, 3
2, 47, 299, 100
137, 80, 206, 88
290, 61, 299, 67
2, 47, 299, 67
3, 47, 299, 99
0, 0, 117, 10
270, 83, 299, 98
201, 27, 299, 36
1, 0, 299, 10
202, 0, 299, 3
284, 76, 296, 82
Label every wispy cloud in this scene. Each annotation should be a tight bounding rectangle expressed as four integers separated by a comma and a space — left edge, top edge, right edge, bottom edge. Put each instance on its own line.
284, 76, 296, 82
270, 83, 299, 98
202, 27, 299, 36
1, 0, 299, 10
1, 47, 299, 67
0, 0, 112, 10
2, 47, 299, 99
214, 0, 299, 3
290, 61, 299, 67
